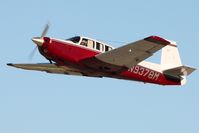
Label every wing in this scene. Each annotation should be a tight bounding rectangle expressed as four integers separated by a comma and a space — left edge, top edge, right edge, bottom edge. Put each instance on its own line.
7, 63, 102, 77
81, 36, 171, 73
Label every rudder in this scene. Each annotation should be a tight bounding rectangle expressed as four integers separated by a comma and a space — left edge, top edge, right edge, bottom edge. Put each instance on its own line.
161, 40, 182, 70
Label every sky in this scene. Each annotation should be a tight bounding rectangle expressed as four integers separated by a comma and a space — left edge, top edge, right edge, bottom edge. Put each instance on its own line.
0, 0, 199, 133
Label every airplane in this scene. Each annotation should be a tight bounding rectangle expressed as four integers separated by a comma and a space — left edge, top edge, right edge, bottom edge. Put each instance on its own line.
7, 24, 196, 86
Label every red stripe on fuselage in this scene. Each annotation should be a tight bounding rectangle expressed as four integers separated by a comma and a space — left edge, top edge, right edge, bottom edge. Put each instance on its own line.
41, 38, 181, 85
42, 39, 100, 64
121, 66, 181, 85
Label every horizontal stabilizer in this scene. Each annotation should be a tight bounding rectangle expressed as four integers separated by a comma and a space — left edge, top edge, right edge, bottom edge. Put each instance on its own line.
163, 65, 196, 78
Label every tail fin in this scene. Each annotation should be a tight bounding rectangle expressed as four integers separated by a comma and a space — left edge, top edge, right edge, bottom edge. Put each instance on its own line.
161, 40, 196, 85
161, 40, 182, 70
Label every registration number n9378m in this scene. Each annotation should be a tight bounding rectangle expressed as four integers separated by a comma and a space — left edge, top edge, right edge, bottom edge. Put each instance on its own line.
128, 66, 160, 80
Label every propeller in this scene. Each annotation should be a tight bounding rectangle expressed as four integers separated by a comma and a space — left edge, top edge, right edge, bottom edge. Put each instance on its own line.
40, 23, 50, 38
28, 46, 37, 60
29, 23, 50, 60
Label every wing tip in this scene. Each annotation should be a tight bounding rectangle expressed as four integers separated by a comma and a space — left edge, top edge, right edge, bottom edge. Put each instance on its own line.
144, 35, 171, 45
7, 63, 13, 66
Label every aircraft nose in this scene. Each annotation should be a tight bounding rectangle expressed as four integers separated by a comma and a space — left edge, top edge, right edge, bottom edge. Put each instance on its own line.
32, 37, 44, 46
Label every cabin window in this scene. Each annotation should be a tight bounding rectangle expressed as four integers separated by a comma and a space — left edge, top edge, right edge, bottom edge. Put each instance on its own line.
105, 45, 108, 52
105, 45, 113, 52
96, 42, 103, 51
87, 40, 94, 49
80, 38, 88, 47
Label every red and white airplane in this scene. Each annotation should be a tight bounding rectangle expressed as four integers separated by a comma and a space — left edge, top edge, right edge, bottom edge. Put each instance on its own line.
8, 24, 196, 85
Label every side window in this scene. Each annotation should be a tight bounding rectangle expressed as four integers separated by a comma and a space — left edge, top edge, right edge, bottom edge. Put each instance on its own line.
80, 39, 88, 47
105, 45, 112, 52
87, 40, 94, 49
105, 45, 109, 52
108, 47, 112, 51
96, 42, 100, 50
96, 42, 103, 51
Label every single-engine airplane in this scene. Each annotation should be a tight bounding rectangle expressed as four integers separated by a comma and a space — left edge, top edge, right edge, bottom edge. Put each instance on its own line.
7, 24, 196, 85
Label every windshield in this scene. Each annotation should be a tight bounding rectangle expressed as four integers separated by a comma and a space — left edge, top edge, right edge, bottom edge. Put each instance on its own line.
67, 36, 81, 43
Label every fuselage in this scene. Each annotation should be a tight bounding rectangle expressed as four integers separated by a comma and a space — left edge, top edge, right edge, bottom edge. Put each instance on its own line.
38, 36, 181, 85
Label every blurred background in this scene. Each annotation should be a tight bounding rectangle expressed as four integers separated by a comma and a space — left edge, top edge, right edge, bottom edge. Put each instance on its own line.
0, 0, 198, 133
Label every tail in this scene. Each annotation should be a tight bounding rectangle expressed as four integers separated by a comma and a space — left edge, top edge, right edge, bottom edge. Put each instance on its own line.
161, 40, 196, 85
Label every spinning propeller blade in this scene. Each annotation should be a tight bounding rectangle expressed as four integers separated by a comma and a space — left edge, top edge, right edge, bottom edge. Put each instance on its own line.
29, 23, 50, 60
41, 23, 50, 38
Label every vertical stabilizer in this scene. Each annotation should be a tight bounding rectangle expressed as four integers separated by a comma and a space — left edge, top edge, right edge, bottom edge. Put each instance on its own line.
161, 40, 196, 85
161, 40, 182, 70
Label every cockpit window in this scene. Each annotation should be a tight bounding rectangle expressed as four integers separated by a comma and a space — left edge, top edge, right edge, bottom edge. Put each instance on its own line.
80, 38, 88, 47
67, 36, 81, 43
